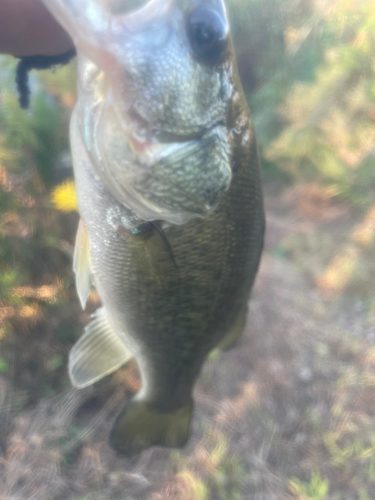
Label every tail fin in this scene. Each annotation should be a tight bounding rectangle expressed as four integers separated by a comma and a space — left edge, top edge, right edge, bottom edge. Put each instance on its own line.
110, 398, 193, 456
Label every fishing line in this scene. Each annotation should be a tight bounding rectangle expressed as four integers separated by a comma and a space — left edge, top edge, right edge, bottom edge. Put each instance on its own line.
150, 221, 179, 273
16, 49, 76, 109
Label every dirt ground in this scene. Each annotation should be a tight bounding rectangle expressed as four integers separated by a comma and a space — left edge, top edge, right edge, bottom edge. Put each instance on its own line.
1, 182, 375, 500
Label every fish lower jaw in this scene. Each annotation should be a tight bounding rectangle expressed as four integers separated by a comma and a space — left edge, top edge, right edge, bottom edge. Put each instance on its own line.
120, 106, 227, 164
126, 106, 218, 144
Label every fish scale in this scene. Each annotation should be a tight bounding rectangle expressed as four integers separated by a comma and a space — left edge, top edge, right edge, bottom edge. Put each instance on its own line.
43, 0, 265, 455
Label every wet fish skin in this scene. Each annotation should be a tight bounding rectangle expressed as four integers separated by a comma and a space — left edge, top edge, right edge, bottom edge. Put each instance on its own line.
43, 0, 265, 455
43, 0, 235, 224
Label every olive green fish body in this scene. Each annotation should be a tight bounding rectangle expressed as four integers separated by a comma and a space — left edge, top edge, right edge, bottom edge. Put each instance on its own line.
43, 0, 265, 455
72, 94, 264, 453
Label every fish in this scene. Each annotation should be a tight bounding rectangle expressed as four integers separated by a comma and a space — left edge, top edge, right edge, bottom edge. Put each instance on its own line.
42, 0, 265, 455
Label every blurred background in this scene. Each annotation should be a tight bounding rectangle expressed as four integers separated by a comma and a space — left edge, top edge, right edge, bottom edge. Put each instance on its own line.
1, 0, 375, 498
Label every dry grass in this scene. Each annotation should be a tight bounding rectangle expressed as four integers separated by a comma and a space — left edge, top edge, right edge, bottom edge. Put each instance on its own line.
1, 183, 375, 499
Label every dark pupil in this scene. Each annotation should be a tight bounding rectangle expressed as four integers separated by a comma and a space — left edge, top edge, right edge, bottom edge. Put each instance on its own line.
194, 23, 216, 48
187, 7, 228, 63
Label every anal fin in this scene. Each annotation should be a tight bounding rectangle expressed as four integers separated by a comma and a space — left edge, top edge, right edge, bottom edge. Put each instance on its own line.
218, 307, 248, 351
73, 218, 93, 310
69, 307, 133, 388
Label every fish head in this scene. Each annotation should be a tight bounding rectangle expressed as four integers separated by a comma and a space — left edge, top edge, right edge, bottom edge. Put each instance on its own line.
112, 0, 230, 136
56, 0, 240, 223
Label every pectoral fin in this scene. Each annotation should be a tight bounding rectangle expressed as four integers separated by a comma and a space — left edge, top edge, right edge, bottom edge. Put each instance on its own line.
73, 219, 93, 310
69, 307, 133, 389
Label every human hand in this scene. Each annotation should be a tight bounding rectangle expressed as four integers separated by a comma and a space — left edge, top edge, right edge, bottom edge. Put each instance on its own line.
0, 0, 74, 56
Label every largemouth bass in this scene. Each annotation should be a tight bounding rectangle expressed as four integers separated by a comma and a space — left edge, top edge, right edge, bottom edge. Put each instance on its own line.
42, 0, 265, 455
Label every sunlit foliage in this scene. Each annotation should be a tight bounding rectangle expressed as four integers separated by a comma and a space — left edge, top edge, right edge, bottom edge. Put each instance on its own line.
262, 0, 375, 205
0, 55, 76, 361
1, 1, 375, 499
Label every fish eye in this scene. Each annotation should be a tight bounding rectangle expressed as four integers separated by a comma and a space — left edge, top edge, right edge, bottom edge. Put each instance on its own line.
186, 6, 229, 64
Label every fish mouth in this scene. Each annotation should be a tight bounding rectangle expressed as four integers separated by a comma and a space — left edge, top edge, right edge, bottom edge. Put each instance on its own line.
72, 0, 232, 224
126, 106, 222, 147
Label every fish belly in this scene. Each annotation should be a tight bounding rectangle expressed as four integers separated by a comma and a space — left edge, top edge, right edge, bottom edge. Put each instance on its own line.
71, 107, 264, 453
